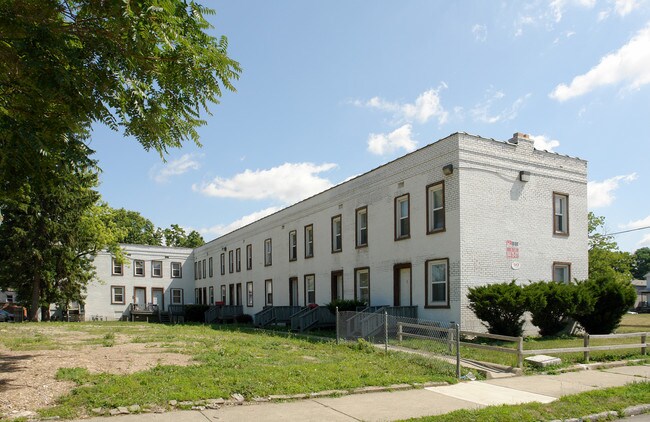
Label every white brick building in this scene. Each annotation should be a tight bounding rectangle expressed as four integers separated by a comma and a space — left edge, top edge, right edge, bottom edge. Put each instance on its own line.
82, 131, 587, 328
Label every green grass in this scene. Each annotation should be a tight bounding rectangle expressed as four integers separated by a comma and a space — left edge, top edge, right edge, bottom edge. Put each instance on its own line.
402, 381, 650, 421
1, 322, 459, 419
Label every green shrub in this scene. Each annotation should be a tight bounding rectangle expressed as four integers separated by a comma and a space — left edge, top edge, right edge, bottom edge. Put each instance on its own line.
184, 305, 210, 322
467, 281, 527, 337
525, 281, 592, 336
572, 277, 636, 334
326, 299, 367, 313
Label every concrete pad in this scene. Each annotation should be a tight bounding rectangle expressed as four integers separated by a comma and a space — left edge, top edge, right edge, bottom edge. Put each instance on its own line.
314, 389, 482, 422
547, 370, 640, 388
603, 365, 650, 379
203, 400, 355, 421
427, 381, 556, 406
486, 375, 597, 397
71, 410, 206, 422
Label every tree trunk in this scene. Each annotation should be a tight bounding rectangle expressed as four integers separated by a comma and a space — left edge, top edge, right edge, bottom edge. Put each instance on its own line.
29, 273, 41, 322
40, 305, 50, 321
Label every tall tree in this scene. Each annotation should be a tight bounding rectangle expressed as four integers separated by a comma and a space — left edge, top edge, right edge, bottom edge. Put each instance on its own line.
106, 208, 163, 246
632, 247, 650, 280
588, 212, 633, 283
162, 224, 205, 248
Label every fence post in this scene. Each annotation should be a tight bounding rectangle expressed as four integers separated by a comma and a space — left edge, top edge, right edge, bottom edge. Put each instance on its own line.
641, 332, 646, 356
517, 336, 524, 369
397, 322, 403, 342
455, 323, 460, 380
336, 307, 340, 345
584, 333, 590, 363
384, 311, 388, 353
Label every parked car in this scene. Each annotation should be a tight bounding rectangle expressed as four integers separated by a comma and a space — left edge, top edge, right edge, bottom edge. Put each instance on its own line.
0, 309, 14, 322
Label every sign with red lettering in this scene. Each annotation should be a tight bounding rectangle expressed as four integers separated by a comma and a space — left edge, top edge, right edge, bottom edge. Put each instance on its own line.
506, 240, 519, 259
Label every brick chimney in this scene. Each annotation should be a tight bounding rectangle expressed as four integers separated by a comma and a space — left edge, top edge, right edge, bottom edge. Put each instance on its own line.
507, 132, 530, 145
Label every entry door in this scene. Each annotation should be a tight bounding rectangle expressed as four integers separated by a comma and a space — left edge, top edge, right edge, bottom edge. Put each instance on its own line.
393, 264, 411, 306
289, 277, 299, 306
229, 284, 235, 306
134, 287, 146, 307
331, 271, 344, 301
152, 288, 164, 311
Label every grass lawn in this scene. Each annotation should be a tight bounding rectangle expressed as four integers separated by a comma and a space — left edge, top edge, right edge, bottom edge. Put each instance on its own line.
1, 322, 458, 419
402, 381, 650, 422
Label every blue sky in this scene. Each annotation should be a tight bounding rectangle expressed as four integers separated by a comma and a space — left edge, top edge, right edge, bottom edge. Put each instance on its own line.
89, 0, 650, 253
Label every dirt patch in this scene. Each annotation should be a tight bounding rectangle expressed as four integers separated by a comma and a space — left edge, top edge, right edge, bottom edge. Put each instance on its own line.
0, 341, 194, 414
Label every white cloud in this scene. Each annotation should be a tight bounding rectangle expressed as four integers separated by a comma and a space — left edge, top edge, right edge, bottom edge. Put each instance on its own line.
470, 90, 531, 124
530, 134, 561, 152
193, 162, 337, 204
638, 233, 650, 247
587, 173, 637, 208
621, 215, 650, 230
353, 85, 449, 125
615, 0, 639, 16
150, 154, 201, 183
367, 124, 418, 156
198, 207, 282, 238
550, 22, 650, 101
472, 24, 487, 42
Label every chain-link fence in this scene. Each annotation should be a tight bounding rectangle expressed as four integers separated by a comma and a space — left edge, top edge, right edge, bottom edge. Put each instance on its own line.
335, 308, 460, 378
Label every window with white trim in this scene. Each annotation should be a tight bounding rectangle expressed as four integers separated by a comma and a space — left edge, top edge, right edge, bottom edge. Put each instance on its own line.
152, 260, 162, 278
265, 279, 273, 306
305, 225, 314, 258
289, 230, 297, 261
427, 182, 445, 233
553, 193, 569, 235
426, 259, 448, 307
264, 238, 272, 266
247, 281, 254, 307
112, 258, 123, 276
171, 262, 182, 278
395, 194, 410, 239
553, 262, 571, 283
356, 207, 368, 247
305, 274, 316, 304
134, 260, 145, 276
355, 268, 370, 304
331, 215, 342, 253
111, 286, 125, 304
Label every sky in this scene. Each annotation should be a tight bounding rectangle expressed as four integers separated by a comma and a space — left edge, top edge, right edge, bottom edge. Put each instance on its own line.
89, 0, 650, 253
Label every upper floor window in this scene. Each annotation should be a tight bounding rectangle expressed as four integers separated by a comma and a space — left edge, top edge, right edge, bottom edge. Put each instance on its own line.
171, 262, 182, 278
134, 260, 145, 277
425, 258, 449, 308
152, 260, 162, 278
236, 248, 241, 272
246, 244, 252, 270
220, 253, 225, 275
395, 194, 410, 240
553, 193, 569, 235
208, 257, 213, 277
264, 238, 272, 266
194, 261, 198, 280
304, 224, 314, 258
112, 258, 123, 276
331, 215, 342, 253
202, 259, 206, 279
356, 207, 368, 248
289, 230, 297, 261
553, 262, 571, 283
228, 250, 234, 273
305, 274, 316, 304
427, 182, 445, 234
6, 294, 14, 303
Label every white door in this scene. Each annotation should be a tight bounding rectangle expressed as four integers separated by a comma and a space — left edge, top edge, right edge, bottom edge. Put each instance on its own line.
134, 288, 146, 306
400, 268, 411, 306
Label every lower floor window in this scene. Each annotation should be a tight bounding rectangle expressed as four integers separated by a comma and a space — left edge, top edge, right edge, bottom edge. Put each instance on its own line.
209, 286, 214, 305
247, 282, 254, 307
426, 258, 449, 307
355, 268, 370, 304
111, 286, 125, 304
265, 279, 273, 306
305, 274, 316, 304
553, 262, 571, 283
171, 288, 183, 305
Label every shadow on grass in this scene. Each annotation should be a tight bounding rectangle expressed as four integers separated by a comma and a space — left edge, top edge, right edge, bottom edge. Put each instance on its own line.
0, 353, 36, 393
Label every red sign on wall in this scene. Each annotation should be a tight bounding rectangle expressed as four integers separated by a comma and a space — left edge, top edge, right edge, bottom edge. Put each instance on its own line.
506, 240, 519, 259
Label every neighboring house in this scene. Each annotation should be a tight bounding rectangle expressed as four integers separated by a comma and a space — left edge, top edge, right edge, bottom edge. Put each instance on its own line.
85, 244, 194, 321
191, 132, 588, 331
0, 289, 16, 304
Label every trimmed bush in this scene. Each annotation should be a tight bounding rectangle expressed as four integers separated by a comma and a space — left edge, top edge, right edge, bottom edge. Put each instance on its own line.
326, 299, 367, 313
525, 281, 592, 336
467, 281, 527, 337
572, 277, 636, 334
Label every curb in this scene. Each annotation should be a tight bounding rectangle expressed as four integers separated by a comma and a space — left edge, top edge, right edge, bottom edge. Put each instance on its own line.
549, 403, 650, 422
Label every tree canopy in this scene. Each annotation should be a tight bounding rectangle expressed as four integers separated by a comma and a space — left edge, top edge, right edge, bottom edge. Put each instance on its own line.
588, 212, 633, 284
632, 247, 650, 280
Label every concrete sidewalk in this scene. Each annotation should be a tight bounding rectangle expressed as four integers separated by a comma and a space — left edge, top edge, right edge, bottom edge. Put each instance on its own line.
72, 365, 649, 422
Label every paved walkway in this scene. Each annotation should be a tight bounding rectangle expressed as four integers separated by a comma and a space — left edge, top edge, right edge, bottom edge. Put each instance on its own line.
72, 364, 649, 422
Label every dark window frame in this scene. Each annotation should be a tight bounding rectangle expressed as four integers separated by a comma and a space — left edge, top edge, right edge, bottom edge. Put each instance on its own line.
394, 194, 411, 240
354, 267, 370, 304
331, 215, 342, 253
220, 253, 226, 275
111, 285, 125, 304
289, 230, 297, 261
112, 258, 123, 276
236, 248, 241, 272
304, 274, 316, 304
152, 260, 163, 278
426, 181, 446, 234
552, 261, 572, 283
246, 281, 254, 307
304, 224, 314, 258
229, 250, 234, 273
171, 262, 182, 278
209, 257, 213, 277
133, 259, 145, 277
264, 238, 273, 266
265, 279, 273, 306
355, 206, 368, 248
424, 258, 450, 309
246, 244, 252, 270
170, 288, 184, 305
553, 192, 570, 236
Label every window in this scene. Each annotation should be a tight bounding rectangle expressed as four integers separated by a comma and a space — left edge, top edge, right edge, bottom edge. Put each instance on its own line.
355, 268, 370, 304
171, 262, 182, 278
553, 262, 571, 283
265, 279, 273, 306
229, 250, 234, 273
220, 285, 226, 303
246, 244, 252, 270
171, 288, 183, 305
264, 238, 272, 266
305, 274, 316, 304
553, 193, 569, 235
209, 286, 214, 304
197, 261, 202, 279
289, 230, 297, 261
427, 182, 445, 234
194, 288, 200, 304
112, 258, 123, 276
111, 286, 125, 304
220, 253, 225, 275
152, 260, 162, 278
202, 259, 206, 279
134, 260, 145, 277
194, 261, 198, 280
331, 215, 342, 253
236, 248, 241, 272
425, 259, 449, 308
356, 207, 368, 248
304, 224, 314, 258
6, 294, 14, 303
247, 282, 254, 307
209, 257, 213, 277
395, 194, 410, 239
